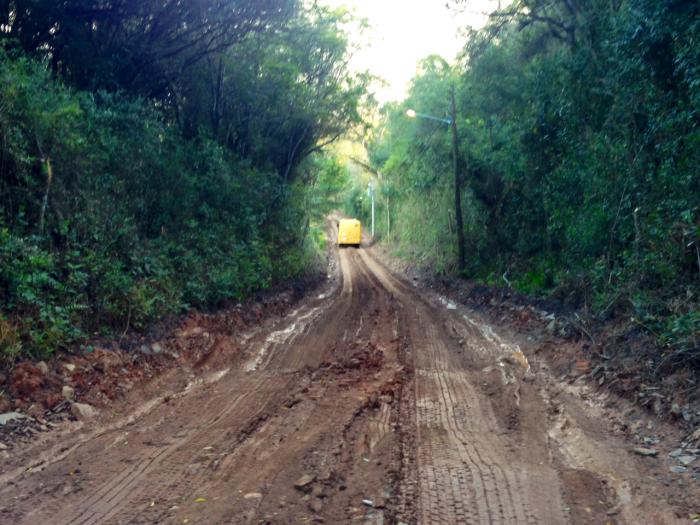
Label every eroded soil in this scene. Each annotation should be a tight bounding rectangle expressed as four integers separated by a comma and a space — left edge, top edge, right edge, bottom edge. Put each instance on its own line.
1, 240, 698, 524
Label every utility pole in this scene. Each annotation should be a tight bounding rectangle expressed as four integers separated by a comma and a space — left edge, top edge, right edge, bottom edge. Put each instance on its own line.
450, 84, 466, 272
368, 182, 375, 239
406, 89, 466, 272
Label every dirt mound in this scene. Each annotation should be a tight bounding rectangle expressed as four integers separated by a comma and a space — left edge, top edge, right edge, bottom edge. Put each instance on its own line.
332, 341, 385, 370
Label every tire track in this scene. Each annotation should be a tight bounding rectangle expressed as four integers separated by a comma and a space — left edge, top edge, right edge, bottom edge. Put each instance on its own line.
35, 370, 281, 525
32, 249, 353, 525
43, 246, 387, 525
104, 267, 356, 524
358, 250, 567, 524
103, 373, 293, 524
28, 285, 333, 525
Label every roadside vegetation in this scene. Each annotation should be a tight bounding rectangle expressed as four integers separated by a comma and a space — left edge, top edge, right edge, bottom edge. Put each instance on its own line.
0, 1, 363, 362
2, 0, 698, 381
362, 0, 699, 371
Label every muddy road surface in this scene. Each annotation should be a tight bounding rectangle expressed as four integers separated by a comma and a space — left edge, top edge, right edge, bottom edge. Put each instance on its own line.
0, 245, 691, 524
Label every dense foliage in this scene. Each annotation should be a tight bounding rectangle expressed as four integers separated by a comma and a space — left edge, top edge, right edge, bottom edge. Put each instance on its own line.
368, 0, 700, 367
0, 1, 364, 361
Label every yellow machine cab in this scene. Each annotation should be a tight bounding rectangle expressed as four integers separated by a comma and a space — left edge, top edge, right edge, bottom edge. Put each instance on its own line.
338, 219, 361, 248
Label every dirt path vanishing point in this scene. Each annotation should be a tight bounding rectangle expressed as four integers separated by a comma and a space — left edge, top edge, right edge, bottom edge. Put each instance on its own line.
0, 243, 694, 524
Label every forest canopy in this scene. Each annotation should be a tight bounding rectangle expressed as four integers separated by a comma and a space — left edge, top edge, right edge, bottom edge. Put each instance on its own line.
361, 0, 699, 369
0, 0, 365, 361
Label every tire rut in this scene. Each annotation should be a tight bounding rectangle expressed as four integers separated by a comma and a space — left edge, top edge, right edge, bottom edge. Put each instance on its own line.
360, 251, 567, 524
52, 248, 389, 525
34, 371, 289, 525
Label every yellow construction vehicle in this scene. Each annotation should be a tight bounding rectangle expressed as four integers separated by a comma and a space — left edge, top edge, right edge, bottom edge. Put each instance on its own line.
337, 218, 361, 248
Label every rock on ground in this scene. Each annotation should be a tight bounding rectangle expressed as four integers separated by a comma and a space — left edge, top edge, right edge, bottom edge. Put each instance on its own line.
0, 412, 29, 425
293, 474, 315, 492
71, 403, 98, 421
62, 385, 75, 402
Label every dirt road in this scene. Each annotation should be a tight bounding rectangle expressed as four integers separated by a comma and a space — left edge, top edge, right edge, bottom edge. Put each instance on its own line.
0, 244, 692, 524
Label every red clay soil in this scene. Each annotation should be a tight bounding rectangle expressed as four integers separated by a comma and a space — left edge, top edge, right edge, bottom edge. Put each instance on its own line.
416, 271, 700, 423
0, 281, 320, 448
0, 242, 698, 524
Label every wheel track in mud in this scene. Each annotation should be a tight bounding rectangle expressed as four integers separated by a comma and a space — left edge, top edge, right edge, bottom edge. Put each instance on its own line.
128, 374, 320, 525
41, 287, 334, 525
17, 248, 395, 525
124, 286, 342, 522
107, 373, 294, 525
266, 249, 378, 371
359, 251, 567, 524
39, 371, 293, 525
44, 285, 346, 523
19, 280, 334, 524
128, 249, 395, 525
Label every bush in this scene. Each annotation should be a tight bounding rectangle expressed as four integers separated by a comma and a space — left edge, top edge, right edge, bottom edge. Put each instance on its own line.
370, 1, 700, 369
0, 49, 319, 361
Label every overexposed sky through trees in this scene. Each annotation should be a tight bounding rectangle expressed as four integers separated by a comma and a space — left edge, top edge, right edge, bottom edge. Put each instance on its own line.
318, 0, 498, 103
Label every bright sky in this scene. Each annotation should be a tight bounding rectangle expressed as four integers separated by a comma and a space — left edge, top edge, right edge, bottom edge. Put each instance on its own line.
318, 0, 498, 104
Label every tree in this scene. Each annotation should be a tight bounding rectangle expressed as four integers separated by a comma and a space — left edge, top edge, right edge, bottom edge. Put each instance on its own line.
1, 1, 297, 96
0, 1, 369, 361
375, 0, 700, 366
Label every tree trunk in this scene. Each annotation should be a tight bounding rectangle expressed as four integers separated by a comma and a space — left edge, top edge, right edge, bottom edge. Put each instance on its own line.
39, 157, 53, 234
